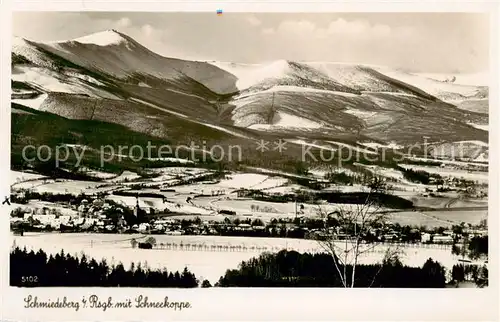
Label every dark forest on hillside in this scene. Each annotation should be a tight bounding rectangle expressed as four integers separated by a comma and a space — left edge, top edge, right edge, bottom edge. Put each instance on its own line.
216, 250, 447, 288
10, 247, 199, 287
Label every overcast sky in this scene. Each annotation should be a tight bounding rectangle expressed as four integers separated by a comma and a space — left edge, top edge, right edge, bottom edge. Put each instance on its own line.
13, 12, 489, 73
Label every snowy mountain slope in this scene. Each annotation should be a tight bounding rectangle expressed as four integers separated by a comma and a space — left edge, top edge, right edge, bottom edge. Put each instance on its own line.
415, 72, 488, 87
230, 92, 487, 144
11, 30, 489, 151
210, 60, 359, 95
12, 65, 119, 99
38, 30, 238, 94
305, 62, 434, 99
372, 66, 487, 102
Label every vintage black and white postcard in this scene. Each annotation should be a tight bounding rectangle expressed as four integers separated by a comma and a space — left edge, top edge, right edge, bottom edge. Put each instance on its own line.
1, 1, 498, 321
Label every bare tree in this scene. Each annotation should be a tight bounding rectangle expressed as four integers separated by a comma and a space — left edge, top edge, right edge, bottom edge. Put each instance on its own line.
315, 177, 401, 287
145, 236, 157, 248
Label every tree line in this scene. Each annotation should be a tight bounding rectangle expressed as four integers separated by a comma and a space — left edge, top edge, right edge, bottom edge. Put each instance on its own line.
10, 247, 200, 288
216, 250, 447, 288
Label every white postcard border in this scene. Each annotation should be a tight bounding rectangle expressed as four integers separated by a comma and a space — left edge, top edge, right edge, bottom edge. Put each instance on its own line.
1, 1, 499, 321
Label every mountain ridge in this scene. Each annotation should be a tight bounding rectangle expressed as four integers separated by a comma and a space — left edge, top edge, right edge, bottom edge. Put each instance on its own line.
11, 30, 489, 154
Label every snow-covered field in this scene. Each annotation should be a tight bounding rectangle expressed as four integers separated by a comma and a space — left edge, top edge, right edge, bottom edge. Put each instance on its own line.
174, 173, 289, 195
398, 164, 488, 183
11, 201, 78, 216
403, 156, 488, 168
29, 180, 118, 195
10, 170, 47, 185
105, 194, 213, 215
11, 233, 465, 284
389, 209, 486, 228
106, 171, 141, 183
210, 199, 383, 220
218, 173, 268, 189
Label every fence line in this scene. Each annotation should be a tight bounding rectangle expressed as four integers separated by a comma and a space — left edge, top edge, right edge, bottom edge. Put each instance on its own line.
116, 240, 452, 253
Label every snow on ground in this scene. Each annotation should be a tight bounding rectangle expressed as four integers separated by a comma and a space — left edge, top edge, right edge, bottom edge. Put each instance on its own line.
61, 30, 127, 47
12, 233, 466, 284
240, 85, 359, 98
106, 171, 141, 183
211, 199, 382, 220
467, 123, 488, 131
106, 194, 212, 215
12, 67, 76, 93
404, 156, 488, 168
286, 139, 337, 151
145, 167, 208, 175
106, 195, 165, 209
358, 141, 404, 150
389, 209, 486, 228
372, 67, 484, 101
10, 170, 47, 185
61, 167, 117, 180
129, 97, 249, 140
217, 173, 269, 189
322, 184, 367, 193
265, 184, 305, 194
129, 97, 188, 118
398, 164, 488, 183
200, 123, 250, 139
453, 140, 488, 147
147, 157, 194, 164
355, 163, 406, 181
249, 111, 322, 130
474, 153, 488, 163
209, 60, 290, 90
326, 141, 377, 155
244, 167, 311, 180
250, 177, 289, 190
82, 170, 117, 180
33, 180, 117, 195
12, 66, 118, 99
65, 71, 105, 86
171, 203, 213, 215
11, 93, 48, 110
11, 201, 78, 217
11, 179, 55, 190
343, 109, 377, 120
415, 72, 489, 87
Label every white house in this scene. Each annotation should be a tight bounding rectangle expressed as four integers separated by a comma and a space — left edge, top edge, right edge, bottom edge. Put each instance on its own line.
421, 233, 432, 243
137, 223, 150, 233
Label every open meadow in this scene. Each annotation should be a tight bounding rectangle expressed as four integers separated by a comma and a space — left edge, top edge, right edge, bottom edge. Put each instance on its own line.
12, 232, 464, 284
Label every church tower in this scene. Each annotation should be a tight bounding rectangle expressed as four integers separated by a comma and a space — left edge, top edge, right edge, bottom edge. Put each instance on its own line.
133, 196, 140, 217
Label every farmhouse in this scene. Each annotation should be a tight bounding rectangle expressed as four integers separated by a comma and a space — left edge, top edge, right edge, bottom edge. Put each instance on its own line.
432, 235, 454, 244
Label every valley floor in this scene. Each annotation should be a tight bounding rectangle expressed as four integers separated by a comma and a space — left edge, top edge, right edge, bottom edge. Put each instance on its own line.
11, 232, 469, 284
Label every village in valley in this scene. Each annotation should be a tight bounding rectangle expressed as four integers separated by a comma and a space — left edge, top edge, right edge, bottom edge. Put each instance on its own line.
10, 157, 488, 254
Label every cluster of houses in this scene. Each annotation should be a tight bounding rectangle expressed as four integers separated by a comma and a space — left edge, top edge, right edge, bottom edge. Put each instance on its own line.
11, 198, 127, 232
10, 192, 487, 246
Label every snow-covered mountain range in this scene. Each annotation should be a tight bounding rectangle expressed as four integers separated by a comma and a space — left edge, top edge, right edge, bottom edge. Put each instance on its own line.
11, 29, 488, 158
